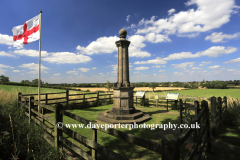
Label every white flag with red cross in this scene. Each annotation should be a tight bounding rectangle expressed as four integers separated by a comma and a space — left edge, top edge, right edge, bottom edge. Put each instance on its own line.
12, 14, 40, 47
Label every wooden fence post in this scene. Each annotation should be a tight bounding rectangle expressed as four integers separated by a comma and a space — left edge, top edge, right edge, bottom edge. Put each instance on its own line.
136, 97, 137, 106
167, 100, 168, 111
29, 96, 34, 124
204, 100, 212, 153
210, 96, 217, 137
218, 97, 222, 124
97, 91, 99, 106
179, 99, 183, 134
224, 96, 227, 110
162, 135, 180, 160
109, 92, 111, 104
66, 89, 69, 108
156, 99, 158, 108
174, 100, 178, 110
83, 94, 85, 107
92, 128, 97, 159
18, 92, 22, 109
43, 93, 48, 124
54, 103, 63, 150
193, 101, 199, 142
45, 93, 48, 105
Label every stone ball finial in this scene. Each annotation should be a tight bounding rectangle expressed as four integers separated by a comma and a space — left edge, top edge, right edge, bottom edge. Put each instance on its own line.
119, 29, 127, 39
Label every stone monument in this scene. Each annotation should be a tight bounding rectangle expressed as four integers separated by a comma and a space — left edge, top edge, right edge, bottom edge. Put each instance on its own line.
96, 29, 151, 124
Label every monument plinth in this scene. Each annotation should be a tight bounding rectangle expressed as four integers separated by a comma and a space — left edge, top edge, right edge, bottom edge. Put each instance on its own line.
97, 29, 151, 124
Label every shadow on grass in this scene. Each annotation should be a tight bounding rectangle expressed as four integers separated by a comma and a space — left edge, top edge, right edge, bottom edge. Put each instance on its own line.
146, 110, 169, 116
206, 124, 240, 160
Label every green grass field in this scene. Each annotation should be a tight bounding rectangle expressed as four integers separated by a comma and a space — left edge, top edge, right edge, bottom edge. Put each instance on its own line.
1, 84, 240, 159
1, 84, 240, 99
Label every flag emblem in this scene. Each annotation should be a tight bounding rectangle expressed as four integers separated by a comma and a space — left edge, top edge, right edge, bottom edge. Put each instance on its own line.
12, 14, 40, 46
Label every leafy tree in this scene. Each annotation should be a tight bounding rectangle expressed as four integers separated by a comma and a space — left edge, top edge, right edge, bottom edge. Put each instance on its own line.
20, 80, 30, 84
144, 83, 149, 87
105, 80, 113, 91
45, 82, 49, 86
235, 81, 239, 86
0, 75, 9, 83
183, 83, 189, 88
32, 79, 44, 85
86, 83, 92, 87
96, 83, 100, 87
72, 83, 77, 87
149, 82, 159, 92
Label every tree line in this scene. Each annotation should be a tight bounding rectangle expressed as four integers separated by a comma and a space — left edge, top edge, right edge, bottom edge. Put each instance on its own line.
0, 75, 239, 90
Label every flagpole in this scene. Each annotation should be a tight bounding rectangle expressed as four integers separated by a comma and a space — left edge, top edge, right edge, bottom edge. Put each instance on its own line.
38, 10, 42, 113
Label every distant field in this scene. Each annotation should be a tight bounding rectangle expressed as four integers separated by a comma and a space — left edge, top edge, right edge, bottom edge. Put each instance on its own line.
151, 89, 240, 99
74, 87, 186, 92
0, 85, 240, 102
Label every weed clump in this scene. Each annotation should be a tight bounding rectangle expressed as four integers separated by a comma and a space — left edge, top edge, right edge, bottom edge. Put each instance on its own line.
222, 97, 240, 127
0, 100, 64, 160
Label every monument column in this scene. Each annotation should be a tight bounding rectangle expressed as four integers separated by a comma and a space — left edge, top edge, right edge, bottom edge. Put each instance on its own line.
116, 31, 130, 87
96, 29, 151, 124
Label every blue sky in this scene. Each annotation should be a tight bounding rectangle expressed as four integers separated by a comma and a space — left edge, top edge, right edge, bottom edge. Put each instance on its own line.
0, 0, 240, 84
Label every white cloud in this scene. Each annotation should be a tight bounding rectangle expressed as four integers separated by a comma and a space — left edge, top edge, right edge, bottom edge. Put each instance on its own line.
128, 35, 151, 58
227, 69, 236, 71
145, 33, 171, 43
54, 73, 61, 76
168, 8, 176, 15
76, 36, 118, 55
126, 15, 130, 22
163, 52, 200, 60
92, 67, 97, 69
0, 33, 13, 45
19, 63, 49, 74
199, 61, 211, 66
153, 74, 157, 76
173, 72, 185, 76
134, 0, 239, 37
76, 34, 151, 58
67, 71, 78, 75
195, 46, 237, 57
205, 32, 240, 43
172, 62, 195, 70
0, 51, 15, 57
107, 64, 117, 71
42, 52, 92, 64
128, 35, 146, 48
134, 67, 149, 70
134, 71, 140, 74
134, 45, 237, 65
162, 46, 237, 61
13, 49, 49, 57
223, 57, 240, 64
159, 70, 165, 72
13, 70, 20, 72
78, 68, 90, 72
134, 57, 167, 64
0, 64, 13, 69
0, 69, 7, 74
176, 33, 199, 38
152, 65, 162, 68
126, 24, 136, 29
208, 65, 220, 69
191, 67, 203, 70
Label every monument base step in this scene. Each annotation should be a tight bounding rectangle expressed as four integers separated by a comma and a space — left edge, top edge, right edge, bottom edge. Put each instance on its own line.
96, 112, 151, 124
104, 110, 144, 120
